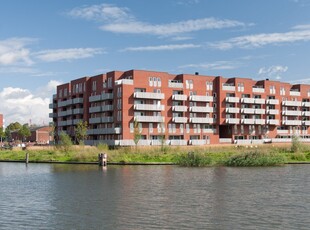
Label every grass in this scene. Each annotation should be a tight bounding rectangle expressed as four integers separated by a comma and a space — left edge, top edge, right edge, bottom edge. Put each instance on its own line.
0, 143, 310, 166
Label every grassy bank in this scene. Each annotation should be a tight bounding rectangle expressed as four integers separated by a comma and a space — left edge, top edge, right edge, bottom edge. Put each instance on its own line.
0, 143, 310, 166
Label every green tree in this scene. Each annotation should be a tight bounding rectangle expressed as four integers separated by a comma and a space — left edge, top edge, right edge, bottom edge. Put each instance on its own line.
0, 127, 5, 144
133, 120, 141, 148
75, 120, 88, 145
59, 131, 72, 152
18, 124, 31, 142
5, 122, 22, 141
291, 135, 302, 153
49, 122, 56, 144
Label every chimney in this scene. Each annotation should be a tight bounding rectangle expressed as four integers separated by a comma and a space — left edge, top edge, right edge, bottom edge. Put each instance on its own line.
195, 72, 199, 75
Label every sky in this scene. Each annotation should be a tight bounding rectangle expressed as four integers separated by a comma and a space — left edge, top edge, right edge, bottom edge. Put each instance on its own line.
1, 0, 310, 126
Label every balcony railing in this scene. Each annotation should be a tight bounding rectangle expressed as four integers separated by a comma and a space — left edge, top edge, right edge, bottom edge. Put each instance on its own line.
242, 119, 255, 124
267, 119, 279, 125
226, 107, 240, 113
266, 99, 279, 105
57, 111, 68, 117
282, 110, 302, 116
190, 106, 214, 113
172, 94, 187, 101
115, 79, 134, 85
302, 102, 310, 107
73, 108, 83, 114
102, 105, 113, 111
169, 140, 188, 146
222, 85, 235, 91
73, 119, 83, 125
289, 91, 300, 96
303, 121, 310, 126
226, 97, 239, 103
282, 100, 302, 106
168, 81, 183, 88
49, 113, 56, 118
134, 104, 165, 111
252, 87, 265, 93
172, 105, 188, 112
101, 117, 114, 123
255, 119, 266, 125
255, 109, 266, 114
277, 130, 289, 134
72, 98, 83, 104
225, 118, 240, 124
134, 92, 165, 99
267, 109, 279, 115
87, 127, 121, 135
58, 99, 72, 107
134, 116, 165, 123
89, 106, 101, 113
189, 95, 213, 102
89, 95, 101, 102
241, 108, 255, 114
190, 117, 214, 124
49, 103, 56, 109
303, 111, 310, 116
202, 128, 216, 134
102, 93, 114, 100
190, 140, 207, 145
89, 117, 101, 124
172, 117, 188, 123
241, 98, 255, 103
255, 99, 265, 104
282, 120, 302, 125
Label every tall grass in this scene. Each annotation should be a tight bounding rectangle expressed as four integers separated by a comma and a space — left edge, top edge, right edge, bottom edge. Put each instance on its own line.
175, 152, 212, 167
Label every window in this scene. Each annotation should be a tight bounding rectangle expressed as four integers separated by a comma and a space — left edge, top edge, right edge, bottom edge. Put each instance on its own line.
157, 123, 161, 133
186, 80, 193, 89
180, 124, 184, 133
130, 122, 134, 133
149, 123, 153, 133
153, 77, 157, 87
186, 124, 190, 133
168, 123, 172, 133
64, 88, 67, 97
59, 89, 63, 98
149, 77, 153, 86
238, 83, 244, 92
206, 81, 213, 91
270, 85, 276, 94
280, 86, 285, 96
157, 78, 162, 87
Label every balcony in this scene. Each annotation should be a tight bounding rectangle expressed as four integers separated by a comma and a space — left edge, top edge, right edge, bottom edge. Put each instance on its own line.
73, 108, 83, 114
57, 111, 68, 117
190, 117, 214, 124
190, 140, 207, 145
255, 99, 265, 104
242, 119, 255, 124
202, 128, 216, 134
225, 118, 240, 124
252, 87, 265, 93
169, 140, 188, 146
241, 98, 255, 103
102, 105, 113, 111
282, 110, 302, 116
172, 117, 188, 123
58, 99, 72, 107
134, 116, 165, 123
282, 120, 302, 125
277, 130, 289, 134
222, 85, 235, 91
172, 94, 187, 101
267, 119, 280, 125
58, 121, 67, 126
289, 91, 300, 96
73, 119, 83, 125
101, 117, 114, 123
303, 121, 310, 126
89, 106, 101, 113
226, 97, 239, 103
267, 109, 279, 115
115, 79, 133, 85
303, 111, 310, 116
255, 109, 266, 114
89, 95, 101, 102
89, 117, 101, 124
134, 92, 165, 100
190, 95, 213, 102
266, 99, 279, 105
49, 103, 56, 109
226, 107, 240, 113
168, 81, 183, 88
88, 127, 121, 135
66, 120, 73, 125
73, 98, 83, 104
255, 119, 266, 125
282, 100, 302, 106
190, 106, 214, 113
241, 108, 255, 114
302, 102, 310, 107
102, 93, 113, 100
134, 104, 165, 111
49, 113, 56, 118
172, 105, 188, 112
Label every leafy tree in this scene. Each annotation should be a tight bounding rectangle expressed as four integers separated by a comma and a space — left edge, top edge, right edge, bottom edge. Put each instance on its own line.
59, 131, 72, 152
291, 135, 302, 153
0, 127, 5, 144
49, 122, 56, 144
75, 121, 88, 145
5, 122, 22, 141
18, 124, 31, 142
133, 120, 141, 148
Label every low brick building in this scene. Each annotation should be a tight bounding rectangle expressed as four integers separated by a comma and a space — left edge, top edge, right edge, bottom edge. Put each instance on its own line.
10, 126, 52, 144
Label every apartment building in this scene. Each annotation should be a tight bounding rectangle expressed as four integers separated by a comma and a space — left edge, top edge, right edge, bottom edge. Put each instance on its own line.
49, 70, 310, 146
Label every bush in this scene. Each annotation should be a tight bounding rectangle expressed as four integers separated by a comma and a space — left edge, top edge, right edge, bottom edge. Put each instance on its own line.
225, 150, 286, 167
58, 132, 73, 153
290, 152, 306, 161
176, 152, 212, 167
291, 135, 302, 153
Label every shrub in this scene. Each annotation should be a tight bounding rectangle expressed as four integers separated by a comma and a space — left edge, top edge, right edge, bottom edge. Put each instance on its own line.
291, 135, 302, 153
176, 152, 212, 167
225, 150, 286, 167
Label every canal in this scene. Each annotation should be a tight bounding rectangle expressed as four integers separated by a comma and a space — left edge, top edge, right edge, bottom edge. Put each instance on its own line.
0, 163, 309, 229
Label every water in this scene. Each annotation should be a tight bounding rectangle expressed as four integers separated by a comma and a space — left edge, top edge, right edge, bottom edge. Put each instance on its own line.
0, 163, 309, 230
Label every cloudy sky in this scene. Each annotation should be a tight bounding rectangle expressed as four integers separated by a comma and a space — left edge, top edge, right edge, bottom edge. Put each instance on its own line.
1, 0, 310, 125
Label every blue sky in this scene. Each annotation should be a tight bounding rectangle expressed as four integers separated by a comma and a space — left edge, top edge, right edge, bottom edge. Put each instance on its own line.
1, 0, 310, 125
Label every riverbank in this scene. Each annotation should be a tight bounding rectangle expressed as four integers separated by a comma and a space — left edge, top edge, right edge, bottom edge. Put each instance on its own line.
0, 143, 310, 166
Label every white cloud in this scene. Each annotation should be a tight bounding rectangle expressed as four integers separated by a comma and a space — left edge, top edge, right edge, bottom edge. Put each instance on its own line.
68, 4, 246, 36
35, 48, 104, 62
121, 43, 201, 52
258, 65, 288, 80
0, 80, 60, 126
209, 27, 310, 50
179, 61, 239, 70
0, 38, 34, 65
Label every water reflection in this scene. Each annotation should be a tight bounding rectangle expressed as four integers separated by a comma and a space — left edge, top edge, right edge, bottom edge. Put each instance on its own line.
0, 163, 309, 229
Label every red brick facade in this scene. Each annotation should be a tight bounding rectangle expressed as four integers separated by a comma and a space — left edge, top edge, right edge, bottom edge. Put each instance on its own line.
49, 70, 310, 146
